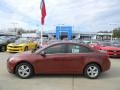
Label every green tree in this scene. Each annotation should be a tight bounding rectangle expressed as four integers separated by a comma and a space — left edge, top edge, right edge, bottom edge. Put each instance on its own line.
113, 27, 120, 38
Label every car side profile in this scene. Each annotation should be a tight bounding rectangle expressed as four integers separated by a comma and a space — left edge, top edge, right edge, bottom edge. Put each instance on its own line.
7, 38, 37, 53
7, 42, 110, 79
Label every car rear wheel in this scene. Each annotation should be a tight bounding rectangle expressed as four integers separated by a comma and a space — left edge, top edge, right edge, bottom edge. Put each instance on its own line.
84, 64, 101, 79
24, 46, 28, 51
15, 63, 33, 79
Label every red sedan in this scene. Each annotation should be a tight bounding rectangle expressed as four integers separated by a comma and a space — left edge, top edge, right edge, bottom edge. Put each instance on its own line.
89, 41, 120, 57
7, 42, 110, 79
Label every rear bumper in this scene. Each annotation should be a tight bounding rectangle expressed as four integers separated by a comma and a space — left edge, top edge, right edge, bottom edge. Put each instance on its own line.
102, 59, 111, 72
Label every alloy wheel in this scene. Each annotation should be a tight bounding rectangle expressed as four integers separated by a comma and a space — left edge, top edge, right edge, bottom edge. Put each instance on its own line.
15, 63, 33, 79
84, 64, 100, 79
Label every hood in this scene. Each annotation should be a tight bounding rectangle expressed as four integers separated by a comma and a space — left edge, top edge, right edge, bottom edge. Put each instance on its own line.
112, 44, 120, 47
17, 51, 32, 55
8, 43, 26, 46
10, 51, 32, 57
101, 46, 120, 50
8, 51, 35, 62
8, 51, 44, 63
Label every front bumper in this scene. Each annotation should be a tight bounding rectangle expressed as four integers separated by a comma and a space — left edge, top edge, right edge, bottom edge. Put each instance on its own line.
7, 60, 16, 73
107, 51, 120, 57
7, 46, 24, 53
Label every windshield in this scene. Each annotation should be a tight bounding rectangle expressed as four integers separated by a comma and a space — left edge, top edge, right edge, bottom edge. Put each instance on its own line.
0, 39, 7, 43
0, 39, 4, 43
100, 42, 112, 46
15, 38, 27, 43
112, 41, 120, 44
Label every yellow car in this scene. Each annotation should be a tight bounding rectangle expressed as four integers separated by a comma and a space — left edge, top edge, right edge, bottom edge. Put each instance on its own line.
7, 38, 38, 53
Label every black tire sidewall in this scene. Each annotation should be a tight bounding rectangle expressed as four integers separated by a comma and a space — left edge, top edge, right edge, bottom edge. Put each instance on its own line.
15, 63, 33, 79
84, 64, 101, 79
24, 46, 28, 51
35, 45, 38, 49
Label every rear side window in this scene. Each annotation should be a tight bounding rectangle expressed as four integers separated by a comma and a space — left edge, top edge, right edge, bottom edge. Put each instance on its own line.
67, 44, 93, 53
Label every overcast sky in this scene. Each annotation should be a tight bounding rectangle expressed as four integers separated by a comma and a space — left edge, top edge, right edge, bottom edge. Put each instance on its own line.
0, 0, 120, 32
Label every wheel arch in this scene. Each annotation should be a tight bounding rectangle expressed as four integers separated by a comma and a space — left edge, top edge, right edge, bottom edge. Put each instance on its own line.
24, 45, 29, 51
14, 61, 35, 74
24, 45, 29, 48
83, 62, 102, 74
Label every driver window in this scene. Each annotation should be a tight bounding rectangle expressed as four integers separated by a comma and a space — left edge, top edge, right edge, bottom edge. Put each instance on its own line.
44, 44, 66, 54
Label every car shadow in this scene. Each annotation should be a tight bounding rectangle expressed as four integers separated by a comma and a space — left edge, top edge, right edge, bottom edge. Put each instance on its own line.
99, 67, 120, 79
33, 74, 84, 79
33, 67, 120, 80
110, 57, 120, 59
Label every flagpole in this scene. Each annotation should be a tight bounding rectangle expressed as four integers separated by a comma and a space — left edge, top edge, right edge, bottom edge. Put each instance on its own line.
40, 0, 46, 46
41, 25, 43, 46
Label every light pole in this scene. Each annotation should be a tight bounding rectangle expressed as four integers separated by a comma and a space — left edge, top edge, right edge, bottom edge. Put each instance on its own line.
12, 22, 18, 34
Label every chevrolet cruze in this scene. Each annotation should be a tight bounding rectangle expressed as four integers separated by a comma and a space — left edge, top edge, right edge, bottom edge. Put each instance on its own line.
7, 42, 110, 79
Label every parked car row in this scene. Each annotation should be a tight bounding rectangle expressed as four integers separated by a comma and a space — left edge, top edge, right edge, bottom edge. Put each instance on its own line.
0, 36, 38, 52
70, 39, 120, 57
88, 40, 120, 57
1, 35, 120, 58
7, 38, 38, 53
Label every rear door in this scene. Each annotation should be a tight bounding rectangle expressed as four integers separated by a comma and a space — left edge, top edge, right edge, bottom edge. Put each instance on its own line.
61, 44, 94, 74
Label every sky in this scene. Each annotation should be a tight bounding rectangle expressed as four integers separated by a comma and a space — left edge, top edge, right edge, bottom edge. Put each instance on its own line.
0, 0, 120, 33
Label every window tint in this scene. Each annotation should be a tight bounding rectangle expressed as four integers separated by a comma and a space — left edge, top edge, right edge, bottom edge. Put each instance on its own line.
67, 44, 93, 53
44, 44, 66, 54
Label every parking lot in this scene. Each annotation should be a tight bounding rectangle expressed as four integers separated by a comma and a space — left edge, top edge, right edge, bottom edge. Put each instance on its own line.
0, 52, 120, 90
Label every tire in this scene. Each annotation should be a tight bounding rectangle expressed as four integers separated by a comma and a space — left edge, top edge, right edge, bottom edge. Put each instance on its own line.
34, 45, 38, 49
1, 46, 6, 52
24, 46, 28, 51
84, 64, 101, 79
15, 63, 33, 79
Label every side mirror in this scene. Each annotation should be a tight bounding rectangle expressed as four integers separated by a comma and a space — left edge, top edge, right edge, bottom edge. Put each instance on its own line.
40, 51, 46, 57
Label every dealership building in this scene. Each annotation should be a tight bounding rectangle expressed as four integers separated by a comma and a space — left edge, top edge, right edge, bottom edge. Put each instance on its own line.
36, 26, 112, 40
0, 25, 112, 40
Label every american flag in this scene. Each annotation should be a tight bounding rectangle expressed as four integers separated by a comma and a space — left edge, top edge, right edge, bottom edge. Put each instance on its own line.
40, 0, 46, 25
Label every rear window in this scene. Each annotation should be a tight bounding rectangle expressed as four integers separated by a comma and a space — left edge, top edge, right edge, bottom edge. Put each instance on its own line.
67, 44, 93, 53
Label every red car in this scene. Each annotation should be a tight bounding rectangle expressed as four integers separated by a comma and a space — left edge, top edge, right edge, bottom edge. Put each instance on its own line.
89, 41, 120, 57
7, 42, 110, 79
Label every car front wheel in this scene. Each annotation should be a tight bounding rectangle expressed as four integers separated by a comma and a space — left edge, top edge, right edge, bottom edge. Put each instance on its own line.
1, 46, 6, 52
15, 63, 33, 79
84, 64, 101, 79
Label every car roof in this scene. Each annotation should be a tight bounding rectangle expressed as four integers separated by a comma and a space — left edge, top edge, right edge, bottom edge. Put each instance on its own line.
35, 41, 96, 54
48, 41, 82, 46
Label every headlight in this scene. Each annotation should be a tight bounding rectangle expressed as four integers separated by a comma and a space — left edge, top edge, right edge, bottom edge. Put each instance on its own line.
99, 50, 107, 53
7, 57, 15, 62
